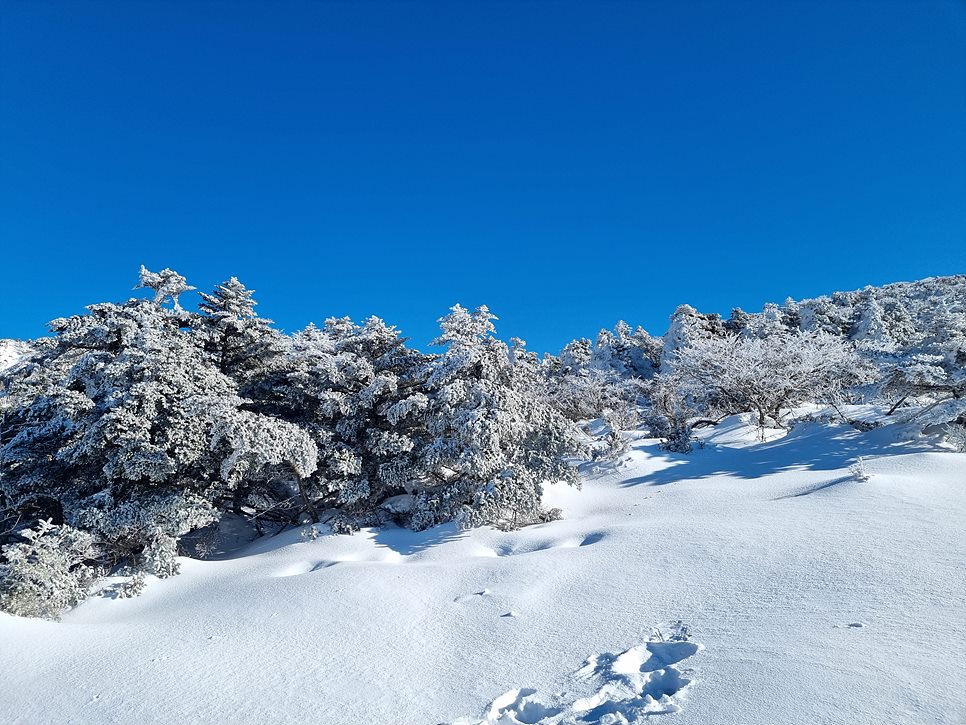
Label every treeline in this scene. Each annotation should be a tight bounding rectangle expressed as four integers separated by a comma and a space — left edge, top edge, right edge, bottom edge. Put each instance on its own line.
1, 269, 964, 618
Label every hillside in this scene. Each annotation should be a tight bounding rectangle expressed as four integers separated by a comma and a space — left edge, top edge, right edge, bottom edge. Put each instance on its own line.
1, 413, 963, 724
1, 272, 964, 724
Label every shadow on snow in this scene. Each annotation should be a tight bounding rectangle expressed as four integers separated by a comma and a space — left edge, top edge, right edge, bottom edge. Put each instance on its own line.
622, 421, 935, 488
372, 520, 465, 557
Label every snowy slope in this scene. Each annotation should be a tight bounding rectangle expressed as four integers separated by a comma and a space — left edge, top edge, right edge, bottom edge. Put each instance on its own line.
1, 416, 964, 725
0, 339, 30, 374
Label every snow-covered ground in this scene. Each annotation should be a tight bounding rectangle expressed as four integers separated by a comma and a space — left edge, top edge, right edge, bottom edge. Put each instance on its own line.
1, 415, 964, 725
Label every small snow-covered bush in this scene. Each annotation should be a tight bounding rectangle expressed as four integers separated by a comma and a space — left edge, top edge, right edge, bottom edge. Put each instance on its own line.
946, 423, 966, 453
594, 430, 630, 462
849, 457, 871, 483
661, 425, 694, 454
603, 401, 640, 435
647, 375, 697, 453
0, 521, 98, 620
116, 572, 146, 599
455, 476, 563, 532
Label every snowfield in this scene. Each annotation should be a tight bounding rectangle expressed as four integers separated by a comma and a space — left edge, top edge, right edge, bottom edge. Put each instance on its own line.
1, 414, 964, 725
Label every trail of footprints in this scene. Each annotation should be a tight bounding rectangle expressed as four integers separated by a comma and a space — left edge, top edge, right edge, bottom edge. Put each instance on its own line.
451, 627, 702, 724
482, 531, 609, 559
273, 529, 610, 578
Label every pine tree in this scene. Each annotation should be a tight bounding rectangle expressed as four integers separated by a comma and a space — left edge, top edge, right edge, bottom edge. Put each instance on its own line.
408, 305, 583, 531
196, 277, 284, 389
134, 265, 196, 312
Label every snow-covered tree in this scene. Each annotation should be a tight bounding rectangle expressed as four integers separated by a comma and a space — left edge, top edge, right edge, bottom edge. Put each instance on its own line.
667, 330, 870, 436
546, 321, 656, 425
660, 304, 724, 372
407, 305, 583, 531
253, 316, 430, 521
196, 277, 283, 387
134, 265, 196, 312
646, 373, 701, 452
851, 292, 895, 353
0, 270, 323, 615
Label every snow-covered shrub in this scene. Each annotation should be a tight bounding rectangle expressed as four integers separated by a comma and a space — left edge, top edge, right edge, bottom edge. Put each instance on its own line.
116, 572, 146, 599
592, 429, 630, 462
254, 316, 432, 515
545, 321, 655, 424
602, 399, 640, 433
946, 423, 966, 452
667, 330, 871, 438
849, 457, 871, 483
142, 532, 181, 578
74, 490, 218, 577
661, 425, 694, 454
0, 520, 98, 620
647, 374, 697, 452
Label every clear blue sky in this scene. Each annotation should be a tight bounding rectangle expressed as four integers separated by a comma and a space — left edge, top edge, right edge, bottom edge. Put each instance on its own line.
2, 1, 964, 353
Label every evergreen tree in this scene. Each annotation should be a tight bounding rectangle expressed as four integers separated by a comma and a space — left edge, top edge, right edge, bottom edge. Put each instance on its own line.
196, 277, 284, 389
134, 265, 196, 312
407, 305, 583, 531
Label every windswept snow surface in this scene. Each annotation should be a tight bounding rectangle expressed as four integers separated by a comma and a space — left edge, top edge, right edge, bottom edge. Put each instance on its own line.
2, 415, 965, 725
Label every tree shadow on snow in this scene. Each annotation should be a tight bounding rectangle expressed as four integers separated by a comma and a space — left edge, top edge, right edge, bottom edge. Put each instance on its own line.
622, 422, 936, 487
770, 475, 854, 499
372, 521, 465, 556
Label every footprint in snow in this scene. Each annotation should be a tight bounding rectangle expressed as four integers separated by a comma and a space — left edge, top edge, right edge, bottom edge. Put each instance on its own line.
454, 589, 491, 603
579, 532, 607, 547
572, 639, 700, 720
482, 689, 561, 724
271, 560, 334, 577
448, 626, 702, 724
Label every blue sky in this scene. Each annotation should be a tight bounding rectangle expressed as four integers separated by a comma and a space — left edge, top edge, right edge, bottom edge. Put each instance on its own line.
2, 1, 964, 353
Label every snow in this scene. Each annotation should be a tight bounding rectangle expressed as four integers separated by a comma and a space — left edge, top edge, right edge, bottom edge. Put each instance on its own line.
2, 414, 965, 724
0, 339, 29, 374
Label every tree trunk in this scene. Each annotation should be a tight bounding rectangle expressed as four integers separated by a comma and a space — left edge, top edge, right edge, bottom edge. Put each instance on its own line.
297, 478, 319, 524
886, 395, 908, 416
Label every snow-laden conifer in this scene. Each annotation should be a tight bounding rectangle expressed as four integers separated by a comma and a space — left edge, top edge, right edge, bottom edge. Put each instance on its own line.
407, 305, 583, 531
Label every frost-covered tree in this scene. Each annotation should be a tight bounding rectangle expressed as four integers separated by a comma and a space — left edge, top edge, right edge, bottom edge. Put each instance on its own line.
849, 290, 903, 355
134, 265, 196, 312
546, 321, 656, 427
0, 269, 321, 616
646, 373, 701, 453
0, 299, 236, 507
667, 330, 870, 436
742, 302, 789, 339
257, 316, 430, 521
407, 305, 583, 531
196, 277, 284, 388
660, 305, 725, 372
